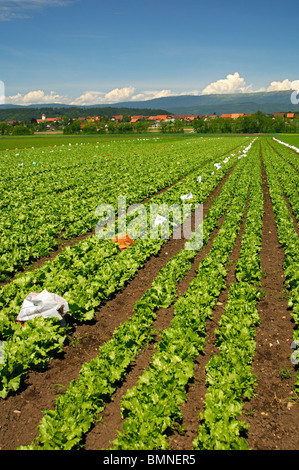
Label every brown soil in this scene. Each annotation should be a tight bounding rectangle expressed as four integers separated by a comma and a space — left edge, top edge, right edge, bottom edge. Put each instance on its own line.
241, 151, 299, 450
0, 147, 299, 451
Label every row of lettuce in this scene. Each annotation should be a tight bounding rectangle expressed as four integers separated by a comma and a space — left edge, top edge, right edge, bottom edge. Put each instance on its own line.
0, 139, 252, 399
192, 144, 264, 450
17, 139, 260, 449
0, 136, 249, 281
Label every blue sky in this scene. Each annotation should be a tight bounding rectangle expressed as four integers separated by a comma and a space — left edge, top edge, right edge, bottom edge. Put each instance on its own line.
0, 0, 298, 105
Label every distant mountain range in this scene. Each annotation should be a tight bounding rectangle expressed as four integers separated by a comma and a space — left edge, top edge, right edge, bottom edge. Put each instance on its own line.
0, 90, 298, 118
94, 90, 298, 115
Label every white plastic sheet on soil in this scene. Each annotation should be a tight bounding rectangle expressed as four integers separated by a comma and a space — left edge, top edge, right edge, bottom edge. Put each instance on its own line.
17, 289, 69, 322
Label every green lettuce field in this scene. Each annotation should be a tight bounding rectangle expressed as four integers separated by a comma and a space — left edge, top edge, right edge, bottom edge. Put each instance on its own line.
0, 134, 298, 450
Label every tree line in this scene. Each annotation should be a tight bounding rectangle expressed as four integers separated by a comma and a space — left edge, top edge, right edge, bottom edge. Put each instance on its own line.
0, 110, 298, 136
193, 111, 299, 134
0, 106, 169, 122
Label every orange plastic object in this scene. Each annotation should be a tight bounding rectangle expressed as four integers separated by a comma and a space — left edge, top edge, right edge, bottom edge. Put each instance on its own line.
112, 233, 135, 250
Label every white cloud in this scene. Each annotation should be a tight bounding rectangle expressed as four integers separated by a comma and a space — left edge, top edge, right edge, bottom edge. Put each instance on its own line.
6, 90, 67, 105
131, 89, 173, 101
103, 86, 136, 103
70, 87, 200, 105
5, 77, 299, 108
201, 72, 252, 95
201, 72, 299, 95
5, 86, 201, 107
70, 87, 136, 106
267, 79, 299, 91
131, 89, 200, 101
70, 91, 104, 106
6, 87, 141, 106
0, 0, 71, 21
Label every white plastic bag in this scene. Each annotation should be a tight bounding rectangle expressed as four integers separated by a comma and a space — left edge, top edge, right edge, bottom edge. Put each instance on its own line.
154, 214, 168, 226
181, 192, 193, 201
16, 289, 69, 322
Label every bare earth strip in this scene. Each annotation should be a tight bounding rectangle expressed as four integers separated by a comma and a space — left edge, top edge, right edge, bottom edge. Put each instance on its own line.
167, 190, 248, 450
242, 154, 299, 450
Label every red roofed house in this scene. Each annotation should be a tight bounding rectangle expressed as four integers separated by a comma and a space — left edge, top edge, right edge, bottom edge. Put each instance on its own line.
287, 113, 295, 119
87, 116, 101, 122
220, 113, 244, 119
183, 115, 197, 122
112, 115, 123, 122
231, 113, 244, 119
36, 115, 61, 123
155, 115, 171, 121
131, 115, 146, 123
145, 115, 172, 123
170, 114, 183, 120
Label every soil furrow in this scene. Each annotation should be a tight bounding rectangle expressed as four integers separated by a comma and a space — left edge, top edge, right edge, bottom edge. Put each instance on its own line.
242, 153, 299, 450
168, 186, 248, 450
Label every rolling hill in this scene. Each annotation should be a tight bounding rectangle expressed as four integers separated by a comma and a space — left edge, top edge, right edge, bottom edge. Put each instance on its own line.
102, 90, 298, 115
